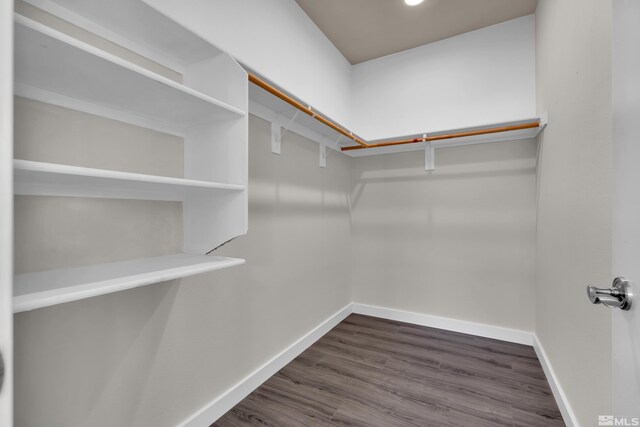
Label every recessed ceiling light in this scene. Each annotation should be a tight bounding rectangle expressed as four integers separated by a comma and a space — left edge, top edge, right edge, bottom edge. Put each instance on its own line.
404, 0, 424, 5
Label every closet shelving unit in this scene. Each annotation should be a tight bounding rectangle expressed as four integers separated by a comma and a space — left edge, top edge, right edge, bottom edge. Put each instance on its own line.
13, 3, 248, 313
247, 73, 545, 159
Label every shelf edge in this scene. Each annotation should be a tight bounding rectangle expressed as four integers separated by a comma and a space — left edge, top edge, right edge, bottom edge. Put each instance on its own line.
15, 13, 247, 119
14, 256, 245, 313
14, 159, 246, 192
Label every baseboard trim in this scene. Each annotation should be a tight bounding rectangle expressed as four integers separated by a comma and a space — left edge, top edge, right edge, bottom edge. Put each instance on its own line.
352, 303, 533, 345
178, 303, 353, 427
180, 303, 578, 427
353, 304, 578, 425
532, 335, 579, 427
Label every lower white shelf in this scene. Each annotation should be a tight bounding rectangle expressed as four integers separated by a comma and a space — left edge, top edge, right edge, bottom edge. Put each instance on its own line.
13, 253, 245, 313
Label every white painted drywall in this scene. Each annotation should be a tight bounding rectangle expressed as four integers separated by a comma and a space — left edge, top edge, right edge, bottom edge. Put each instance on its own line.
535, 0, 613, 425
10, 3, 559, 426
12, 8, 352, 426
21, 0, 537, 143
0, 0, 13, 424
145, 0, 354, 129
351, 15, 536, 141
350, 139, 538, 332
133, 0, 534, 143
13, 113, 353, 427
15, 0, 181, 81
14, 97, 184, 177
612, 0, 640, 416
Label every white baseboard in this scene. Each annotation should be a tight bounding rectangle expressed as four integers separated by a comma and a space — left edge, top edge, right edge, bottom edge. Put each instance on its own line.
352, 303, 533, 345
178, 303, 353, 427
180, 303, 577, 427
532, 335, 579, 427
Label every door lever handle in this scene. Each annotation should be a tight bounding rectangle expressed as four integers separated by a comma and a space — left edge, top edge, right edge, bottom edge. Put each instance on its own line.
587, 277, 632, 310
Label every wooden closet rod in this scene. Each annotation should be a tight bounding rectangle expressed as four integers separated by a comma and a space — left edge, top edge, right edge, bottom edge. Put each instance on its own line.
248, 73, 540, 152
341, 122, 541, 151
248, 73, 369, 147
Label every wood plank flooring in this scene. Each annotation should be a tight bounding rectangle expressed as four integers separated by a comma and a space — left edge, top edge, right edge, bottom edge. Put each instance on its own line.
213, 314, 564, 427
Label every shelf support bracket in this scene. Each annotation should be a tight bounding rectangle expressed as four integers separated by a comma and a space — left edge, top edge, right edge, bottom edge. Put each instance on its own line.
425, 136, 435, 172
319, 144, 327, 168
271, 122, 282, 155
332, 135, 343, 150
281, 110, 300, 140
538, 112, 549, 135
272, 111, 300, 155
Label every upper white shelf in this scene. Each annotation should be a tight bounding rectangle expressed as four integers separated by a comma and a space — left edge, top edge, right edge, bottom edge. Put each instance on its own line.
249, 78, 545, 158
22, 0, 225, 71
14, 159, 245, 201
343, 117, 546, 157
14, 14, 246, 136
14, 253, 245, 313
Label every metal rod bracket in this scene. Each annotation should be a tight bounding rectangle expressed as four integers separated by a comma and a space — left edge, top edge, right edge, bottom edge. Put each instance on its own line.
271, 122, 281, 154
319, 144, 327, 168
281, 110, 300, 140
425, 135, 435, 171
332, 135, 343, 150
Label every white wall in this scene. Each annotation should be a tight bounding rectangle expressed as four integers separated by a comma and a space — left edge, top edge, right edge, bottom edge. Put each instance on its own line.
23, 0, 536, 143
146, 0, 535, 142
351, 15, 536, 141
535, 0, 613, 425
0, 0, 13, 424
351, 139, 538, 332
14, 111, 353, 427
10, 6, 352, 426
612, 0, 640, 416
11, 3, 567, 425
146, 0, 354, 129
16, 0, 181, 81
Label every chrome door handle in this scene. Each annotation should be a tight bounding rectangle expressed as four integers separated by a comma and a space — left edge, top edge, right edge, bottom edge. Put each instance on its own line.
587, 277, 632, 310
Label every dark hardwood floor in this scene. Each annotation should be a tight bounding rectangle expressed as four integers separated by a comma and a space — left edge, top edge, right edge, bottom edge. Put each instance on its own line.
213, 314, 564, 427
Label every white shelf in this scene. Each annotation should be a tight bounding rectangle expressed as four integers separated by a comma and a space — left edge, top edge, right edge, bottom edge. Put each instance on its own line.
12, 4, 249, 309
22, 0, 225, 72
344, 117, 546, 157
14, 160, 245, 201
14, 14, 246, 136
14, 254, 245, 313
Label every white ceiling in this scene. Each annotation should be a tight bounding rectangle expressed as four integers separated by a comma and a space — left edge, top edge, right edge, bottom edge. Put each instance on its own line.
295, 0, 538, 64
